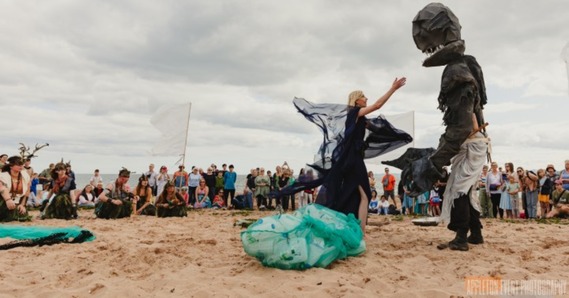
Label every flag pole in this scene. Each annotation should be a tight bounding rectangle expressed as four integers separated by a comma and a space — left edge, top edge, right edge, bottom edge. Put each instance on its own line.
181, 102, 192, 166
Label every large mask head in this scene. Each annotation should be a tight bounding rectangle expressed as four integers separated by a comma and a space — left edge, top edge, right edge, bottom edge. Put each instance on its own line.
412, 2, 464, 67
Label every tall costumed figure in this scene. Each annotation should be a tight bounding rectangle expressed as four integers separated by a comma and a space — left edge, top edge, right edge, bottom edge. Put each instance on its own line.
386, 3, 490, 251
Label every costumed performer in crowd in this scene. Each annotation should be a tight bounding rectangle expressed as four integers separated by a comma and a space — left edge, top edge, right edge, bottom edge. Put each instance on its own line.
95, 168, 135, 219
0, 156, 31, 222
156, 181, 187, 217
133, 175, 157, 215
42, 162, 77, 219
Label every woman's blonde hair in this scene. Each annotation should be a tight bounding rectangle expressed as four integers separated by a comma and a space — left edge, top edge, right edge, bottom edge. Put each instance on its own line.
348, 90, 364, 106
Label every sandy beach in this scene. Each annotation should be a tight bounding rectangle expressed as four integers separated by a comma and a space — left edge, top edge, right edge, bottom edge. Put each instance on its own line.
1, 209, 568, 298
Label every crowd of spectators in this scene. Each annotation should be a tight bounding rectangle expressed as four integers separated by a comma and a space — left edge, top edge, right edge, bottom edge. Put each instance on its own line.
2, 152, 569, 221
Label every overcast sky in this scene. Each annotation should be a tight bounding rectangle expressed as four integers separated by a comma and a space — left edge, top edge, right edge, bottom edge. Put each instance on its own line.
1, 0, 568, 175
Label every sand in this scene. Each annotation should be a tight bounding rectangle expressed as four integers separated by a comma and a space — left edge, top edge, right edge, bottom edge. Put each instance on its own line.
1, 209, 568, 298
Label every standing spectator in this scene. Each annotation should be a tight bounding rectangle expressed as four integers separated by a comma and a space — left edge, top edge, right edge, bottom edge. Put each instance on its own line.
381, 168, 396, 205
223, 165, 237, 207
507, 175, 521, 218
266, 170, 273, 192
486, 162, 504, 219
245, 169, 257, 209
368, 171, 376, 192
38, 163, 54, 189
537, 168, 552, 219
299, 169, 315, 208
28, 172, 40, 207
219, 164, 228, 177
519, 168, 538, 219
65, 163, 77, 199
173, 165, 189, 192
203, 167, 216, 199
559, 160, 569, 191
215, 171, 224, 199
429, 185, 442, 216
546, 164, 558, 213
145, 163, 158, 196
402, 175, 414, 215
188, 167, 201, 206
89, 169, 103, 188
156, 166, 170, 198
255, 168, 270, 209
279, 169, 292, 211
478, 165, 492, 218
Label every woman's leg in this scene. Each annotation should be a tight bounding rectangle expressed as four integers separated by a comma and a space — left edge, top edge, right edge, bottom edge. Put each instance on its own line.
358, 186, 369, 232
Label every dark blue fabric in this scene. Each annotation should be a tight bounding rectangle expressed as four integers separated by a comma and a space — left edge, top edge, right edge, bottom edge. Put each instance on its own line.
272, 98, 412, 219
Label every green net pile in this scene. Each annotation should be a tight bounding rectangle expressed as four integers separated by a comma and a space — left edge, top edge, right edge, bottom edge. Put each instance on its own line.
241, 204, 365, 270
0, 225, 95, 249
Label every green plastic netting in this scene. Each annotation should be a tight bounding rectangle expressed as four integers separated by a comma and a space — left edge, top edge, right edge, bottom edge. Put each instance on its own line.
241, 204, 365, 270
0, 225, 95, 249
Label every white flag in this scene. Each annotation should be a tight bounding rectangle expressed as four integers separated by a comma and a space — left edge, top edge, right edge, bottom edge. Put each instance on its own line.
562, 42, 569, 95
150, 103, 191, 156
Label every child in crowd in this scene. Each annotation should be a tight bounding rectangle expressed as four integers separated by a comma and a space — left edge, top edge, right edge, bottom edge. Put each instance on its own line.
429, 185, 441, 216
507, 174, 520, 218
415, 190, 429, 216
212, 189, 225, 209
368, 190, 379, 214
379, 195, 390, 215
180, 187, 189, 206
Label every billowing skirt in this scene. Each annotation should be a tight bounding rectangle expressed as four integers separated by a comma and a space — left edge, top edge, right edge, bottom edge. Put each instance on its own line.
157, 205, 187, 217
95, 200, 133, 219
43, 194, 75, 220
0, 199, 31, 222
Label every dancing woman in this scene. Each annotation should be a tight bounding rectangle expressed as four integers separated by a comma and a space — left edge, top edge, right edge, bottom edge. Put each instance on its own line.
279, 78, 408, 233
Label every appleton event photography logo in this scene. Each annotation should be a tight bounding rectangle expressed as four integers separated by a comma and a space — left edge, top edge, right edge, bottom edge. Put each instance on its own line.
465, 276, 567, 296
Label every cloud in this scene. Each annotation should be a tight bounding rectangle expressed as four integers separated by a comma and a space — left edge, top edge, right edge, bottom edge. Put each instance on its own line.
1, 0, 568, 174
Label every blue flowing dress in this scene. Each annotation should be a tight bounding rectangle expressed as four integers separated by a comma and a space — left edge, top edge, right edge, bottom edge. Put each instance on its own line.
274, 98, 412, 219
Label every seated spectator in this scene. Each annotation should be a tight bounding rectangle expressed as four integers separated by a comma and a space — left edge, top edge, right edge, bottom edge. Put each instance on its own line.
77, 184, 96, 207
133, 175, 157, 216
179, 187, 189, 206
212, 189, 225, 209
546, 180, 569, 218
368, 190, 379, 214
155, 181, 187, 217
194, 179, 211, 209
379, 195, 390, 215
93, 181, 105, 198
